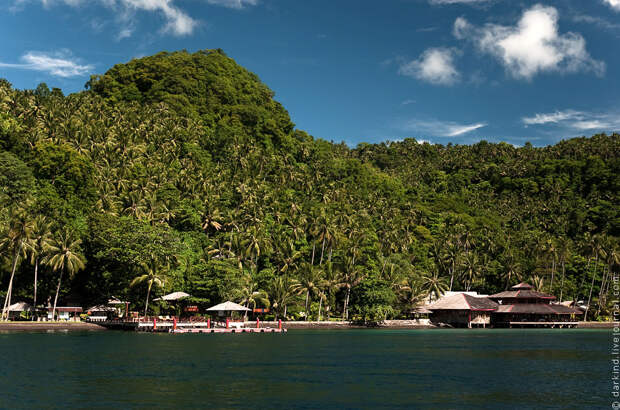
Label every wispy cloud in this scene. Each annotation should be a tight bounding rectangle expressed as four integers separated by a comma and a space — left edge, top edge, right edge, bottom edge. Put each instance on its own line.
522, 109, 620, 131
0, 50, 93, 77
403, 118, 487, 137
206, 0, 257, 9
401, 99, 416, 105
429, 0, 490, 4
454, 4, 605, 79
603, 0, 620, 11
399, 48, 460, 85
572, 14, 620, 32
11, 0, 260, 38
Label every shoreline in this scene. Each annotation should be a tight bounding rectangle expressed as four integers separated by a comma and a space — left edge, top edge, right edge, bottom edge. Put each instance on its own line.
0, 320, 611, 332
0, 322, 106, 332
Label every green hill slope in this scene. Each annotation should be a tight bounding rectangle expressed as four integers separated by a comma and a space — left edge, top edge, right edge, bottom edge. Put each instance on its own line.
0, 50, 617, 322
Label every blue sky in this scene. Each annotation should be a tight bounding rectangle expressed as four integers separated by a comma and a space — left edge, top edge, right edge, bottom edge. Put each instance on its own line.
1, 0, 619, 147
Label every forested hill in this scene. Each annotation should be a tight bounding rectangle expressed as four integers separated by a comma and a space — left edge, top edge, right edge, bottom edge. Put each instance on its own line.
0, 49, 618, 322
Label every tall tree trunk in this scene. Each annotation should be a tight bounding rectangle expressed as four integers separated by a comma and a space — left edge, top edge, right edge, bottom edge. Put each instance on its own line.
584, 255, 598, 321
449, 267, 454, 291
319, 237, 325, 266
283, 304, 287, 320
305, 290, 310, 321
311, 243, 315, 266
549, 258, 556, 293
344, 287, 351, 320
33, 258, 39, 308
144, 281, 153, 318
2, 245, 22, 320
318, 295, 322, 321
559, 259, 566, 302
51, 268, 65, 321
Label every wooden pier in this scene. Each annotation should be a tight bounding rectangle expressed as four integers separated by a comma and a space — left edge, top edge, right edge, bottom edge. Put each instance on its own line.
508, 321, 578, 328
96, 318, 286, 334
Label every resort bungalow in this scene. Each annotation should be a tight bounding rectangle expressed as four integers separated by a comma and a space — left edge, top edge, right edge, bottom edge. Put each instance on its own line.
489, 282, 583, 327
47, 307, 83, 321
6, 302, 35, 320
428, 293, 499, 328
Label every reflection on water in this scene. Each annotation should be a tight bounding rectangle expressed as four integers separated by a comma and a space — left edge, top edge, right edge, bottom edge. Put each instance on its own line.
0, 329, 609, 408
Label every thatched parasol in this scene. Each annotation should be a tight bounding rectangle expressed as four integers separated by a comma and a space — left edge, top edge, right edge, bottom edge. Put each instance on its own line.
206, 301, 250, 312
154, 291, 191, 302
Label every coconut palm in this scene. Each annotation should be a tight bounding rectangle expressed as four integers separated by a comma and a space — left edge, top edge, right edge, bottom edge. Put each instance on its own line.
268, 275, 300, 320
421, 270, 448, 302
1, 209, 34, 320
130, 257, 168, 317
29, 215, 53, 309
45, 230, 86, 321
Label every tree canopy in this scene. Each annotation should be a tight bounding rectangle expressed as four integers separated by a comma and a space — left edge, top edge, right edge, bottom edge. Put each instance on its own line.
0, 50, 617, 322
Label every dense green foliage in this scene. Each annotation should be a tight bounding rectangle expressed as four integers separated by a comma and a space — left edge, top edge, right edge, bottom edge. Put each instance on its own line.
0, 50, 618, 322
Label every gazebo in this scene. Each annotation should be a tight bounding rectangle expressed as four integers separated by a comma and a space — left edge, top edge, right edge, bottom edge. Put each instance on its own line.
206, 301, 250, 328
154, 292, 191, 318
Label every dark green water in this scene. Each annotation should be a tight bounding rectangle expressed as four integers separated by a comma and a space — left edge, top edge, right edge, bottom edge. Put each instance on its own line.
0, 329, 609, 409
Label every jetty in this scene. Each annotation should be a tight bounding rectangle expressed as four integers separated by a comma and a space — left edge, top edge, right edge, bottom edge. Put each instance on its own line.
98, 317, 286, 333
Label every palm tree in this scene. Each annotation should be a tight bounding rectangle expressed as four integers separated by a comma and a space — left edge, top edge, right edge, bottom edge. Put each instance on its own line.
237, 271, 270, 321
297, 262, 323, 321
130, 257, 168, 317
421, 270, 448, 302
1, 209, 34, 320
45, 230, 86, 321
29, 215, 53, 309
268, 275, 300, 320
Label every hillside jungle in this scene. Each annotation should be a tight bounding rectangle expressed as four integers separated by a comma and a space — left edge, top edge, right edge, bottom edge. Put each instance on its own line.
0, 49, 618, 322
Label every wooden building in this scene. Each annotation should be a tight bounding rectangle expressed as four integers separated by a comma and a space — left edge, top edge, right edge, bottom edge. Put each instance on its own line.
489, 283, 583, 327
428, 293, 499, 328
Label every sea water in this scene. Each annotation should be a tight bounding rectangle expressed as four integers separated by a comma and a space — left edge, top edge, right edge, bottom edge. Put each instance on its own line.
0, 329, 608, 409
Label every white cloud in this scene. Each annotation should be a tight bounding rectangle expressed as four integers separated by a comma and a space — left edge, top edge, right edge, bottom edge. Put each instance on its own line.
10, 0, 260, 37
430, 0, 489, 4
522, 109, 620, 131
403, 118, 487, 137
399, 48, 460, 85
401, 99, 416, 105
603, 0, 620, 11
522, 110, 583, 125
206, 0, 257, 9
454, 5, 605, 79
0, 50, 93, 77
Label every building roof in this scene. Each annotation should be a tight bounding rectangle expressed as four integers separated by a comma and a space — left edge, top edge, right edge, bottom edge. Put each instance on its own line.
7, 302, 34, 312
428, 293, 498, 311
206, 301, 250, 312
47, 307, 83, 313
511, 282, 533, 290
489, 289, 556, 300
87, 305, 116, 313
154, 291, 190, 301
495, 304, 582, 315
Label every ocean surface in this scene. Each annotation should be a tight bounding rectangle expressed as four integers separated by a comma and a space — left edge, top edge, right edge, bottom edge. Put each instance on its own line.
0, 329, 609, 409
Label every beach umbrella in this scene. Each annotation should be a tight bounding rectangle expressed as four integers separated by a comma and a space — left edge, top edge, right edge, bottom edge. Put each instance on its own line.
154, 291, 191, 302
206, 301, 250, 312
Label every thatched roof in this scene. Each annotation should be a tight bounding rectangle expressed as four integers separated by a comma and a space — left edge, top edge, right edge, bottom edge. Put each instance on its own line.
512, 282, 533, 290
107, 297, 128, 305
428, 293, 498, 311
154, 291, 190, 301
87, 305, 116, 313
206, 301, 250, 312
495, 303, 582, 315
489, 289, 556, 300
7, 302, 34, 312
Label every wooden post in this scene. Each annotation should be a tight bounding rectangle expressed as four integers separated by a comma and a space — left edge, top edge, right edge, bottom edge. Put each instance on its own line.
226, 318, 229, 329
173, 317, 177, 331
153, 317, 157, 331
278, 319, 282, 330
207, 318, 211, 329
256, 317, 260, 329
